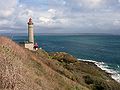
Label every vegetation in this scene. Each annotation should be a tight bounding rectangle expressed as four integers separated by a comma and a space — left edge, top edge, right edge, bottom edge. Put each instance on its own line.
0, 36, 120, 90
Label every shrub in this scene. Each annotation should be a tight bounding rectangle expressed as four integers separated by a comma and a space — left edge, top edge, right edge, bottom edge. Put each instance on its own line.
92, 80, 108, 90
83, 75, 94, 85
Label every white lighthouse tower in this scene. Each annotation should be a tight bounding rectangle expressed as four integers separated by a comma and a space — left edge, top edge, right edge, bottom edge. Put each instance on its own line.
28, 18, 34, 43
24, 18, 34, 50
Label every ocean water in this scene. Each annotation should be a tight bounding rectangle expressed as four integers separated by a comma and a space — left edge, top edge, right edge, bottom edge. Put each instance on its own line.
1, 33, 120, 82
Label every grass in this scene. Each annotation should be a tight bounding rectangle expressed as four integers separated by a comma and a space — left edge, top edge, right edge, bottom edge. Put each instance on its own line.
35, 78, 42, 86
27, 58, 45, 76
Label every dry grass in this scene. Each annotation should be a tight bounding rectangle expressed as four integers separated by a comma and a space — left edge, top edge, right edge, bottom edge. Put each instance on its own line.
0, 37, 89, 90
1, 36, 120, 90
41, 50, 120, 90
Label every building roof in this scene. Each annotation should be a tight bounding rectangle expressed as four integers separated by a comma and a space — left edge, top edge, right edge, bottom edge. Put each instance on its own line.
28, 18, 33, 25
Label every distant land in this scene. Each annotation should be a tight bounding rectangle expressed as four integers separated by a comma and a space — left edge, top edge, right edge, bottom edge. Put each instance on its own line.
0, 32, 120, 36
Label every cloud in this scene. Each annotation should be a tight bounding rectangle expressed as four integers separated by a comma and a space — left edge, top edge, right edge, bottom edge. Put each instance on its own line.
48, 9, 56, 15
0, 0, 120, 34
0, 0, 18, 17
0, 20, 9, 26
76, 0, 103, 8
113, 20, 120, 26
39, 17, 51, 24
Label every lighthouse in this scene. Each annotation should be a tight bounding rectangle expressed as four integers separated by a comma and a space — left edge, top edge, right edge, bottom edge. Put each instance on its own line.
28, 18, 34, 43
24, 18, 35, 50
21, 18, 38, 50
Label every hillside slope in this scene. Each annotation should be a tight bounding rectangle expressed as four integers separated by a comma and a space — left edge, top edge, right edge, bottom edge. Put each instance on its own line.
0, 37, 88, 90
36, 50, 120, 90
0, 36, 120, 90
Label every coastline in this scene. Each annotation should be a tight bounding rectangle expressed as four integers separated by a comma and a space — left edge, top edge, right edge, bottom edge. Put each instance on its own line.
1, 36, 120, 90
78, 59, 120, 83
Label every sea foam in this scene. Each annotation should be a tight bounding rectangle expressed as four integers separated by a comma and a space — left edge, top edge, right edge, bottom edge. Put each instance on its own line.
78, 59, 120, 83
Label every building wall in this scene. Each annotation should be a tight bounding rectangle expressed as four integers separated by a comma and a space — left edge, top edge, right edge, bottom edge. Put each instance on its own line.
28, 25, 34, 43
25, 43, 34, 50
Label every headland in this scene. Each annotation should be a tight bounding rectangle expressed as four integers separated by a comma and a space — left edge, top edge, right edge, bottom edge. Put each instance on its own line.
0, 36, 120, 90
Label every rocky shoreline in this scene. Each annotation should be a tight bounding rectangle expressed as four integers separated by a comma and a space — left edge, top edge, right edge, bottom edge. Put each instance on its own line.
78, 59, 120, 83
36, 50, 120, 90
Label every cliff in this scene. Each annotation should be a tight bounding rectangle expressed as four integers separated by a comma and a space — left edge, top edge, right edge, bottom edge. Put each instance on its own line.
0, 36, 120, 90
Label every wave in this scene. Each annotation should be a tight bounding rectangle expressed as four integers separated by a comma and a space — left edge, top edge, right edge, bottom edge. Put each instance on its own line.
78, 59, 120, 83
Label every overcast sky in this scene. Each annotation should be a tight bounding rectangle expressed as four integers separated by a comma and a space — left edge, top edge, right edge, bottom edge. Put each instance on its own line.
0, 0, 120, 34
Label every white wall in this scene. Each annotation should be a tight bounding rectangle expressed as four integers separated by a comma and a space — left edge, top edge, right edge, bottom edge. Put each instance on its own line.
25, 43, 34, 50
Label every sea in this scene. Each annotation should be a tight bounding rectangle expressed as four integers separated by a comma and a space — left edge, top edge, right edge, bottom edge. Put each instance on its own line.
1, 33, 120, 83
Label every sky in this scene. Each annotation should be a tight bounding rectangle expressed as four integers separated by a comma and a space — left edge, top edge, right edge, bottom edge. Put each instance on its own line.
0, 0, 120, 34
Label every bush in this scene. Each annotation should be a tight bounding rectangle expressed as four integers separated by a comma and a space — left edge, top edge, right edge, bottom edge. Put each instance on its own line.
92, 80, 107, 90
83, 75, 94, 85
93, 84, 104, 90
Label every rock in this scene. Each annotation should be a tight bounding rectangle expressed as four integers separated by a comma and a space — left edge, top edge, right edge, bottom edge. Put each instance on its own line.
49, 52, 77, 63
